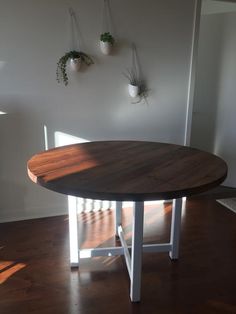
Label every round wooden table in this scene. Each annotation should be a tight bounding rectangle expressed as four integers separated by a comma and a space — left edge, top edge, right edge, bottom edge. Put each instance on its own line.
27, 141, 227, 302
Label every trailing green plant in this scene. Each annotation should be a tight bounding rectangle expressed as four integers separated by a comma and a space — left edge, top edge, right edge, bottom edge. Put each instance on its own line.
100, 32, 115, 45
56, 50, 94, 86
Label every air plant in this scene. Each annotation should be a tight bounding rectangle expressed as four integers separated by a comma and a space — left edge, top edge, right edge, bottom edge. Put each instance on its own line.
123, 68, 148, 103
123, 68, 140, 87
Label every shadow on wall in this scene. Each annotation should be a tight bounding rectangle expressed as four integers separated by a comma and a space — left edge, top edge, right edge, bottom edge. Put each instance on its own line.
0, 179, 26, 220
0, 105, 67, 222
0, 109, 41, 220
191, 13, 225, 153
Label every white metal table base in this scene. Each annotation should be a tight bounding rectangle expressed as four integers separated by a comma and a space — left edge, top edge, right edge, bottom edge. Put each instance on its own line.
68, 198, 183, 302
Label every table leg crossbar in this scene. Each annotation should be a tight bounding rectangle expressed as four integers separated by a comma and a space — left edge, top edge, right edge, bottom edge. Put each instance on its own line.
118, 225, 131, 278
79, 246, 123, 258
79, 242, 173, 258
69, 198, 183, 302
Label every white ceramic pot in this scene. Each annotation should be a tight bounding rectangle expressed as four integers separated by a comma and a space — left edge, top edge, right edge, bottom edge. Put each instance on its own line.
128, 84, 139, 98
70, 58, 81, 71
100, 41, 112, 55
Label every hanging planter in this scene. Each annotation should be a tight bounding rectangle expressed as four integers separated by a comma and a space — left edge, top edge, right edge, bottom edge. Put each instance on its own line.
124, 69, 140, 98
100, 0, 116, 55
123, 44, 148, 103
56, 8, 94, 86
56, 51, 94, 86
100, 32, 115, 55
69, 57, 82, 71
128, 83, 139, 98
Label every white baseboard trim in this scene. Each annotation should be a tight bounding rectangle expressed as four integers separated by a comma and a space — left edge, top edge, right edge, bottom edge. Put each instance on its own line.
0, 209, 67, 223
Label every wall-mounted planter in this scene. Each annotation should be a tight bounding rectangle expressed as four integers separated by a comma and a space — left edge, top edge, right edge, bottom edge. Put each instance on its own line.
124, 44, 148, 103
100, 41, 112, 55
57, 9, 94, 86
100, 32, 115, 55
128, 84, 139, 98
70, 57, 81, 71
56, 50, 94, 86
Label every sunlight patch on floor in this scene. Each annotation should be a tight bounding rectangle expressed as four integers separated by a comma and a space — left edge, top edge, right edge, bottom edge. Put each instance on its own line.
0, 261, 26, 284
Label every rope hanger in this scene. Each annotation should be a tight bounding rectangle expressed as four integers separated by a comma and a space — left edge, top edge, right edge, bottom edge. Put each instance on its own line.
131, 43, 140, 84
101, 0, 113, 34
68, 7, 81, 51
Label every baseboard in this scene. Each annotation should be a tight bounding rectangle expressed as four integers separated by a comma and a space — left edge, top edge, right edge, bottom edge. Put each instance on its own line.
0, 208, 67, 223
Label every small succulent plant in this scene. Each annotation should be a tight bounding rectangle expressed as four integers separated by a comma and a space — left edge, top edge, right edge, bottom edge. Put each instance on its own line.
56, 50, 94, 86
100, 32, 115, 45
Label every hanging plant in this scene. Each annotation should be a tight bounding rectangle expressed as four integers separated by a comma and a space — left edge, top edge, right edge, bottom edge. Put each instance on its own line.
123, 68, 148, 103
123, 44, 148, 103
100, 32, 115, 55
100, 0, 116, 55
56, 50, 94, 86
123, 68, 140, 98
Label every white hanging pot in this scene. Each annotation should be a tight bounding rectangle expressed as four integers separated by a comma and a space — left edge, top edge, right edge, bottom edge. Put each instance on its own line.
100, 41, 112, 55
128, 84, 139, 98
69, 57, 81, 71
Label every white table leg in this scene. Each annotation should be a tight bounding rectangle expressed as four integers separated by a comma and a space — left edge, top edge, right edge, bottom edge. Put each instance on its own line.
68, 195, 79, 267
169, 198, 182, 260
130, 201, 144, 302
115, 201, 122, 237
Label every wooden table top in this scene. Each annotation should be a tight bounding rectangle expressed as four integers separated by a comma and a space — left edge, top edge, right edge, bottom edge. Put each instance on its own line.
27, 141, 227, 201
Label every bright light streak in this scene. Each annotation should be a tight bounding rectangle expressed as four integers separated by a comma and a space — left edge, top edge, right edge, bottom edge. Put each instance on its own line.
79, 249, 92, 259
43, 125, 49, 150
54, 131, 89, 147
0, 262, 26, 284
68, 195, 79, 266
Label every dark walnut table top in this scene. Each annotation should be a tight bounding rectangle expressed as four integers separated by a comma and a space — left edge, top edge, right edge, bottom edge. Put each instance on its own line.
27, 141, 227, 201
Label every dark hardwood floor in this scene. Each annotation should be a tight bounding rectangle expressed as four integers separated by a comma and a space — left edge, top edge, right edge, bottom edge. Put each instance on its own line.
0, 196, 236, 313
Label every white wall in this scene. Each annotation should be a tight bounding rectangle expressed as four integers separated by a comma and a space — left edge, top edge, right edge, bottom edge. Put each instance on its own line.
0, 0, 196, 222
191, 13, 224, 152
191, 5, 236, 187
213, 12, 236, 186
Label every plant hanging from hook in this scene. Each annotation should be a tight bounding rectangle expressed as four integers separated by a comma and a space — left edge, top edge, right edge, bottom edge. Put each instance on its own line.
56, 51, 93, 86
123, 44, 148, 103
100, 0, 115, 55
56, 8, 94, 86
